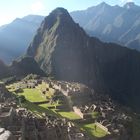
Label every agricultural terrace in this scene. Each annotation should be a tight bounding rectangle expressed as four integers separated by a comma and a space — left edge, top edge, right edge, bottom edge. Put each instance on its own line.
7, 81, 108, 138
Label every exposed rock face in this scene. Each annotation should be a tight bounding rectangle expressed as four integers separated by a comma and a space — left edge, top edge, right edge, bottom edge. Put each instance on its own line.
27, 8, 140, 112
71, 2, 140, 51
0, 128, 15, 140
27, 8, 94, 84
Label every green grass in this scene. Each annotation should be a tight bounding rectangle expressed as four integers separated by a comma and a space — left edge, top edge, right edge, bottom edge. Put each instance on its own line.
21, 101, 58, 118
91, 112, 100, 119
80, 123, 107, 138
19, 88, 46, 102
39, 103, 55, 108
17, 88, 59, 117
58, 111, 81, 120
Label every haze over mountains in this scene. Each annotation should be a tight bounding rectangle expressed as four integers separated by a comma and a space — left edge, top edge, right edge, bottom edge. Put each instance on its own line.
71, 2, 140, 50
1, 2, 140, 64
27, 7, 140, 112
0, 15, 44, 63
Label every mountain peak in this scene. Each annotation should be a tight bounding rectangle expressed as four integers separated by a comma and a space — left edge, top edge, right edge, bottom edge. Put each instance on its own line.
124, 2, 139, 10
47, 7, 71, 20
41, 7, 73, 30
51, 7, 69, 15
27, 7, 86, 57
98, 2, 110, 7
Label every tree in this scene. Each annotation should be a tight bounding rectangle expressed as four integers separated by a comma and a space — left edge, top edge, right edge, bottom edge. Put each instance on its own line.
17, 95, 26, 104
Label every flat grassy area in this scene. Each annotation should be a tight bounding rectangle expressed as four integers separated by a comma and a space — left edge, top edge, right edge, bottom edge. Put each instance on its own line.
19, 89, 46, 102
58, 111, 81, 120
80, 123, 108, 138
36, 82, 55, 98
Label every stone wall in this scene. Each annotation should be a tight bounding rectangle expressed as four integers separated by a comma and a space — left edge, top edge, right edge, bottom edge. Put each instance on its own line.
95, 122, 110, 134
73, 106, 84, 119
73, 106, 92, 120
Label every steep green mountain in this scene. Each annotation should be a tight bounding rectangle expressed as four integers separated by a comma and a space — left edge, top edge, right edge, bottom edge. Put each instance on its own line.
71, 2, 140, 51
0, 15, 44, 63
27, 8, 140, 112
0, 57, 45, 79
0, 60, 9, 78
9, 56, 45, 76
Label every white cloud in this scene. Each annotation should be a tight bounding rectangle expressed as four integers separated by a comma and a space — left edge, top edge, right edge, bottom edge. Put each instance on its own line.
31, 0, 45, 12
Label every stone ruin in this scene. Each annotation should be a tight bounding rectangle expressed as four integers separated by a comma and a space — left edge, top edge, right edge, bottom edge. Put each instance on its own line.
0, 79, 133, 139
34, 79, 133, 139
0, 83, 13, 102
13, 79, 42, 90
73, 106, 92, 120
48, 80, 93, 106
0, 104, 91, 140
73, 95, 132, 137
0, 83, 91, 140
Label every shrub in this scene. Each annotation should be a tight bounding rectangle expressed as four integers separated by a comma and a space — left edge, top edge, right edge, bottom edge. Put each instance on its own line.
17, 95, 26, 103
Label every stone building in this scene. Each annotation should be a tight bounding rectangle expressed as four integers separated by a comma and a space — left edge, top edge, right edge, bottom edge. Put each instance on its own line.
0, 100, 91, 140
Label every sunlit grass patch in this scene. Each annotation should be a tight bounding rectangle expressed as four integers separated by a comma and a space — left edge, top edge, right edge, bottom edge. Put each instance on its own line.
58, 111, 81, 120
19, 88, 45, 102
80, 123, 108, 138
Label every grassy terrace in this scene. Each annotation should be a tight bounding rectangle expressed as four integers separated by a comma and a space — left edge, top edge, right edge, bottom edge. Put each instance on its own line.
8, 82, 108, 138
22, 101, 58, 118
19, 89, 45, 102
58, 111, 81, 120
80, 123, 107, 138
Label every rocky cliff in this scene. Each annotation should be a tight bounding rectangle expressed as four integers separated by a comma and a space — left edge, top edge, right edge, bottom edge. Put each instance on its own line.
71, 2, 140, 51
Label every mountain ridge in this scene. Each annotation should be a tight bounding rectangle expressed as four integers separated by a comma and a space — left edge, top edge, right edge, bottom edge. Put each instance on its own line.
71, 2, 140, 51
27, 7, 140, 112
0, 57, 45, 79
0, 15, 44, 63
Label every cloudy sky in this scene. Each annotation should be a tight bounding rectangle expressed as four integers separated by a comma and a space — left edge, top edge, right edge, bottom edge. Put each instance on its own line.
0, 0, 139, 26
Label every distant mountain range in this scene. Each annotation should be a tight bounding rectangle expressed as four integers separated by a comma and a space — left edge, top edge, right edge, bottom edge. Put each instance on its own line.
1, 2, 140, 64
0, 15, 44, 63
27, 8, 140, 112
71, 2, 140, 51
